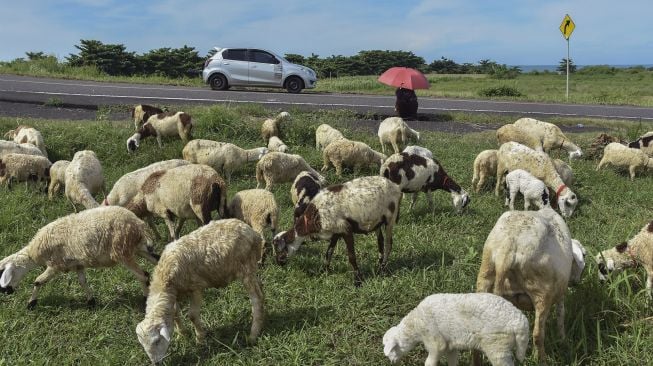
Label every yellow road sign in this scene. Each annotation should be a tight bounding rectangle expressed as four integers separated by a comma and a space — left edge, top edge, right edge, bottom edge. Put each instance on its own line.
560, 14, 575, 40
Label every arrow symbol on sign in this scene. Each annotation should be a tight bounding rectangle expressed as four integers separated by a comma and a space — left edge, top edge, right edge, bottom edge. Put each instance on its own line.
564, 20, 570, 34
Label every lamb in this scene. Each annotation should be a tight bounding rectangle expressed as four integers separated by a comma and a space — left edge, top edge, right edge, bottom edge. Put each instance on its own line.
476, 207, 587, 362
0, 206, 158, 309
0, 140, 45, 159
261, 111, 290, 142
513, 117, 583, 160
596, 220, 653, 298
5, 126, 47, 156
255, 151, 320, 191
504, 169, 550, 211
136, 219, 264, 364
383, 293, 529, 366
377, 117, 420, 154
290, 170, 326, 220
131, 104, 164, 130
267, 136, 289, 153
495, 142, 578, 218
628, 131, 653, 156
471, 149, 498, 192
380, 152, 470, 213
182, 139, 267, 184
0, 153, 51, 189
321, 139, 386, 176
127, 111, 193, 152
273, 176, 402, 286
402, 145, 433, 159
65, 150, 106, 211
315, 123, 345, 150
596, 142, 653, 180
127, 164, 227, 241
47, 160, 70, 199
227, 189, 279, 261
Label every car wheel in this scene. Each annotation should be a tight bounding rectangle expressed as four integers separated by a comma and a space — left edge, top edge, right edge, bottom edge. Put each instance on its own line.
209, 74, 228, 91
285, 76, 304, 94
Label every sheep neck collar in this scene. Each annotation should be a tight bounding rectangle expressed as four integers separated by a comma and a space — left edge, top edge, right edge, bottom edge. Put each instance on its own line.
555, 184, 567, 199
559, 138, 566, 150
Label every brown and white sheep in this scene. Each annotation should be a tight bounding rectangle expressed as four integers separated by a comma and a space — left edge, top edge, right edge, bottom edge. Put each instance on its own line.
127, 111, 193, 151
131, 104, 164, 130
261, 111, 290, 142
290, 170, 326, 220
596, 142, 653, 180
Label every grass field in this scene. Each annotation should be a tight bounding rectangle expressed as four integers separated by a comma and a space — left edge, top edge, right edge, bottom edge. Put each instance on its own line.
1, 105, 653, 365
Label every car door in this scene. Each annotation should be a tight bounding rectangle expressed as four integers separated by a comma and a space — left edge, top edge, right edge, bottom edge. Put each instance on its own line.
221, 48, 249, 85
248, 49, 282, 86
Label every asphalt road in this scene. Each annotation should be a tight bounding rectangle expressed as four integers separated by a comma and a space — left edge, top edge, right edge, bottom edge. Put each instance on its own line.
2, 74, 653, 121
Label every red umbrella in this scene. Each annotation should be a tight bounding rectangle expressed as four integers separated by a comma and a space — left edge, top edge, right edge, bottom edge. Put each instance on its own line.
378, 67, 430, 90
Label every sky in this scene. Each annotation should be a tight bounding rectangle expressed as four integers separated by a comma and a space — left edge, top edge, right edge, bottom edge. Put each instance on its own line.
1, 0, 652, 66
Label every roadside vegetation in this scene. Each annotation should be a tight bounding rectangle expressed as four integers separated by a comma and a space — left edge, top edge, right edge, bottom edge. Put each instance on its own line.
1, 104, 652, 365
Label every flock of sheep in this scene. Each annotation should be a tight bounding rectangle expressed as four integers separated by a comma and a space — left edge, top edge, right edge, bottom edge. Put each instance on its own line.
0, 105, 653, 365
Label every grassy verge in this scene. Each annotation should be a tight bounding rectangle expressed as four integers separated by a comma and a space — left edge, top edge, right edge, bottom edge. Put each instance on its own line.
1, 105, 653, 365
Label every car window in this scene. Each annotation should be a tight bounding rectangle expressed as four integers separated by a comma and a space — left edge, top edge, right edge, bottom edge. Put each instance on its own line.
249, 50, 279, 64
223, 49, 248, 61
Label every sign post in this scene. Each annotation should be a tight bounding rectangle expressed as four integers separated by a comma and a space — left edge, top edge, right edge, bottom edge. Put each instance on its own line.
559, 14, 575, 100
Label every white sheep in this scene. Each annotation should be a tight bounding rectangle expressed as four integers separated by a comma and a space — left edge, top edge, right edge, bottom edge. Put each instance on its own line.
0, 153, 51, 188
596, 142, 653, 180
128, 164, 227, 241
471, 149, 498, 193
315, 123, 345, 150
380, 152, 470, 213
383, 293, 529, 366
290, 170, 326, 220
5, 126, 47, 157
127, 111, 193, 151
0, 140, 45, 159
513, 117, 583, 160
628, 131, 653, 156
228, 189, 279, 261
378, 117, 420, 154
65, 150, 106, 211
476, 207, 586, 362
182, 139, 267, 184
47, 160, 70, 199
255, 151, 320, 191
402, 145, 433, 159
0, 206, 158, 308
495, 142, 578, 218
596, 220, 653, 298
3, 124, 31, 140
267, 135, 289, 153
273, 176, 402, 286
496, 124, 544, 152
261, 111, 290, 142
136, 219, 264, 364
131, 104, 164, 130
321, 139, 386, 176
504, 169, 550, 211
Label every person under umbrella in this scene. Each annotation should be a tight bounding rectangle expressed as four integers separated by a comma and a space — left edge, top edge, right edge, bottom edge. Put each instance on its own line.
395, 86, 418, 119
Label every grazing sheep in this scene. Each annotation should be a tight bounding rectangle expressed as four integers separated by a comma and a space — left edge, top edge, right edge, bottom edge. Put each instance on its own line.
47, 160, 70, 199
383, 293, 529, 366
136, 219, 264, 364
182, 139, 267, 184
628, 131, 653, 156
402, 145, 433, 159
255, 152, 320, 191
65, 150, 106, 211
5, 126, 47, 156
131, 104, 164, 130
504, 169, 550, 211
471, 149, 498, 193
378, 117, 420, 154
552, 158, 576, 187
128, 164, 227, 241
261, 111, 290, 142
321, 139, 386, 176
273, 176, 402, 286
596, 142, 653, 180
596, 221, 653, 298
267, 136, 289, 153
228, 189, 279, 260
0, 140, 45, 159
380, 152, 470, 213
315, 123, 345, 150
0, 153, 51, 188
513, 117, 583, 160
476, 207, 587, 362
496, 124, 544, 152
495, 142, 578, 218
0, 206, 158, 309
290, 170, 326, 220
127, 111, 193, 151
3, 124, 31, 140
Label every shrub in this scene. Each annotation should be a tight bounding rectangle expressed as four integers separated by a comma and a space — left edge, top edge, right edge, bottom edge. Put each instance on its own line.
478, 86, 523, 97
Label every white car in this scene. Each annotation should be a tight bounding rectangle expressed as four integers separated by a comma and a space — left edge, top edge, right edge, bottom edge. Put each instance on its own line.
202, 47, 317, 93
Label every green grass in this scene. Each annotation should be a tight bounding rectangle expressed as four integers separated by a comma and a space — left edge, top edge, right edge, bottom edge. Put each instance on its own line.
1, 106, 653, 365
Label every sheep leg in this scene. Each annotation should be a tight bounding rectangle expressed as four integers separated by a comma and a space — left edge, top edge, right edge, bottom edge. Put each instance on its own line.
156, 134, 163, 148
380, 224, 393, 272
376, 227, 385, 267
76, 269, 96, 306
495, 162, 506, 196
629, 166, 637, 181
343, 233, 363, 287
532, 298, 551, 363
122, 259, 151, 297
27, 267, 59, 309
144, 217, 162, 241
475, 250, 495, 293
556, 300, 566, 339
446, 350, 459, 366
391, 140, 400, 155
242, 273, 265, 343
409, 192, 419, 210
323, 235, 340, 271
524, 196, 531, 211
188, 291, 206, 343
425, 191, 434, 212
379, 139, 386, 154
485, 352, 514, 366
335, 162, 343, 176
646, 270, 653, 300
596, 157, 607, 171
47, 181, 57, 199
422, 337, 444, 366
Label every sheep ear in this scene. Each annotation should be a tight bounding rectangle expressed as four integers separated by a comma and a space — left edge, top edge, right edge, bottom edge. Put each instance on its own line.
616, 241, 628, 253
159, 325, 171, 342
0, 262, 15, 288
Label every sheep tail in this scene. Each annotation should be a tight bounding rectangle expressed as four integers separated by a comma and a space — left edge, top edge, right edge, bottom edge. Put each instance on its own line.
209, 182, 224, 219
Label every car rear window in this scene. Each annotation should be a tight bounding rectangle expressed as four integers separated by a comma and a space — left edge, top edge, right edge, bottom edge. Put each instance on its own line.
223, 49, 248, 61
250, 50, 279, 64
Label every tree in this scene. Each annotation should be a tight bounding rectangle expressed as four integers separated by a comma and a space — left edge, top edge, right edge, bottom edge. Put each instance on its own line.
428, 57, 461, 74
66, 39, 137, 76
557, 58, 577, 74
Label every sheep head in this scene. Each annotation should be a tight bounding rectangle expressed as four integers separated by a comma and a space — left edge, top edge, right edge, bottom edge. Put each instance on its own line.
556, 187, 578, 218
136, 318, 173, 365
451, 189, 470, 213
273, 230, 302, 266
127, 133, 141, 153
382, 325, 416, 364
595, 241, 635, 282
568, 149, 583, 160
569, 239, 586, 286
0, 252, 35, 294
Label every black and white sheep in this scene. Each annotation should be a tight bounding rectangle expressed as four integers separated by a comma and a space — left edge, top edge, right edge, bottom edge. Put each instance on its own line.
402, 145, 433, 159
628, 131, 653, 156
127, 111, 193, 151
